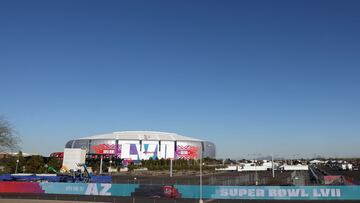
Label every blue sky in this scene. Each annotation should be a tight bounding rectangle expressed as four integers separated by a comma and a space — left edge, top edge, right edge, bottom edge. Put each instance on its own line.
0, 0, 359, 158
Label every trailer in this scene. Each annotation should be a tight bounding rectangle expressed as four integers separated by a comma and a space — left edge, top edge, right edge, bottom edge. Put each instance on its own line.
280, 164, 309, 171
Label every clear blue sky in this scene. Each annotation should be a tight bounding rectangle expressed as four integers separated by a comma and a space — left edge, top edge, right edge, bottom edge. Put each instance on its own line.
0, 0, 359, 159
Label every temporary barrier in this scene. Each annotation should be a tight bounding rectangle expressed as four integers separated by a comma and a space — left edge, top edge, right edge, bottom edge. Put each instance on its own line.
1, 182, 360, 200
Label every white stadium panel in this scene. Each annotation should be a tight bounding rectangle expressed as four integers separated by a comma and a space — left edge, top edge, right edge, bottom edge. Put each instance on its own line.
118, 140, 140, 160
120, 143, 130, 159
141, 140, 159, 160
159, 141, 175, 159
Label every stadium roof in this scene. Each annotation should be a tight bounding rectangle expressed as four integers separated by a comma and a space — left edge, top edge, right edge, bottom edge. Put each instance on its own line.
78, 131, 202, 142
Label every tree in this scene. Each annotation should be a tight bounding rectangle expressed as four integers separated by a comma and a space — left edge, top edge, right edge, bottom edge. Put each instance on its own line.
26, 155, 45, 173
46, 157, 62, 171
0, 117, 19, 152
0, 151, 26, 174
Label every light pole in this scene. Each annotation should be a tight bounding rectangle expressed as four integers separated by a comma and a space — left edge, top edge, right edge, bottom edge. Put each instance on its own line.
109, 160, 113, 174
15, 159, 19, 174
271, 154, 275, 178
250, 153, 261, 186
199, 145, 203, 203
100, 155, 103, 174
170, 158, 173, 177
255, 159, 258, 186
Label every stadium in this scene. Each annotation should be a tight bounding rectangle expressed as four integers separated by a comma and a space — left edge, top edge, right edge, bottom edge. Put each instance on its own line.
64, 131, 216, 160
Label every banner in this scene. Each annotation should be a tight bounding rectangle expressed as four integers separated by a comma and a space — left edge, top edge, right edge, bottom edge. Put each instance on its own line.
1, 182, 360, 200
0, 182, 138, 197
175, 185, 360, 200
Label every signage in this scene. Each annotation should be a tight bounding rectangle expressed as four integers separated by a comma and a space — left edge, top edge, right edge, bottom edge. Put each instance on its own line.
1, 182, 360, 200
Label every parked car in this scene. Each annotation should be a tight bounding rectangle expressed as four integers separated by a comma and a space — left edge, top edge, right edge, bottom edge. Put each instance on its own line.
162, 185, 181, 198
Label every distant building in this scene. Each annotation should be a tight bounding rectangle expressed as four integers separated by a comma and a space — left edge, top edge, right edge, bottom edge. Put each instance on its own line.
0, 152, 34, 159
0, 152, 12, 159
50, 152, 64, 160
309, 160, 325, 165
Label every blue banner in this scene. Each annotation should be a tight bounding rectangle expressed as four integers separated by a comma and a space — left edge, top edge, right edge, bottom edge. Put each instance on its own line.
2, 182, 360, 200
40, 183, 139, 196
175, 185, 360, 200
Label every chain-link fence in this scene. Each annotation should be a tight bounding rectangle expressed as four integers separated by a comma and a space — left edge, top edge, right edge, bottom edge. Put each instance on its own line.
112, 171, 311, 186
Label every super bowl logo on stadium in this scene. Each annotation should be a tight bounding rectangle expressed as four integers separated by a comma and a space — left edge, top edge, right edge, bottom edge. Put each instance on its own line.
176, 145, 199, 159
91, 144, 120, 155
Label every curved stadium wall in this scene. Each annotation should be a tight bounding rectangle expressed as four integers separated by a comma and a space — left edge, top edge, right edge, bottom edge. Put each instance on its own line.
65, 131, 215, 160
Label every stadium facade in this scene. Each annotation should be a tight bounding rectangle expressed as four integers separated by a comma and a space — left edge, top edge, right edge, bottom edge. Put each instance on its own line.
65, 131, 215, 160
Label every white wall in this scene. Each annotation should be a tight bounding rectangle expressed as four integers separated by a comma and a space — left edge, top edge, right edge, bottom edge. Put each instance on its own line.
62, 148, 86, 171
